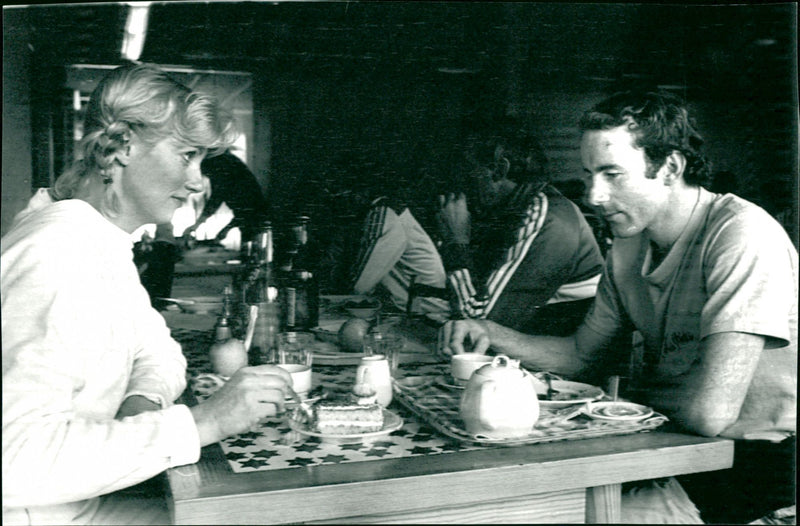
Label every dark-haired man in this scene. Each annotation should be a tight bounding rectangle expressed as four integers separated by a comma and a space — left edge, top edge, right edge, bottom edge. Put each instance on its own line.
441, 91, 797, 524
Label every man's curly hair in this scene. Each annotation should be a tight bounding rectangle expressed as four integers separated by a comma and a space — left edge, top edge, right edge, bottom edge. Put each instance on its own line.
579, 91, 712, 188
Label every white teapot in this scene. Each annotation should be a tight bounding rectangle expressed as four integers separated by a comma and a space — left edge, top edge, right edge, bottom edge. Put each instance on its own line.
459, 354, 539, 439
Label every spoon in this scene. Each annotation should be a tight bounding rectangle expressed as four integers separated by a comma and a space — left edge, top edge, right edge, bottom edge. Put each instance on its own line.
545, 373, 559, 401
286, 388, 314, 423
157, 297, 197, 305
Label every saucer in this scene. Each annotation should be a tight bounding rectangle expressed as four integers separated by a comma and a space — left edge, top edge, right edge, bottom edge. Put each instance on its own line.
585, 401, 654, 422
435, 375, 467, 390
534, 380, 605, 408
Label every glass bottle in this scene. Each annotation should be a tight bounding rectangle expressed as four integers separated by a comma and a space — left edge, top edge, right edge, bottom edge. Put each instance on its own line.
234, 239, 256, 332
248, 222, 280, 365
279, 215, 319, 330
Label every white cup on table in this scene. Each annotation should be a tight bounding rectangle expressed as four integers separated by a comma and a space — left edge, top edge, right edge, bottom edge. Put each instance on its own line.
451, 353, 493, 386
277, 363, 312, 396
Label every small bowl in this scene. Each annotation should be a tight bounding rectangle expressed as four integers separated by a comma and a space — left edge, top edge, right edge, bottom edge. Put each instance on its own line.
177, 296, 224, 314
344, 299, 382, 319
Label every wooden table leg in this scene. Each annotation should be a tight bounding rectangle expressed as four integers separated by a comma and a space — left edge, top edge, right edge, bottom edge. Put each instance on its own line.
585, 483, 621, 523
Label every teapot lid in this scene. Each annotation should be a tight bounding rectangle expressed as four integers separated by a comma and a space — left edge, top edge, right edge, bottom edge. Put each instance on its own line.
475, 354, 526, 380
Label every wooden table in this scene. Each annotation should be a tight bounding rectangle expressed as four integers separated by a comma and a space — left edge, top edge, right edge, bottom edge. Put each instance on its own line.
166, 428, 732, 524
163, 306, 733, 524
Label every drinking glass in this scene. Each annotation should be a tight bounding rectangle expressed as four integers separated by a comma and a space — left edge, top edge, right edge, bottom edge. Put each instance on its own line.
277, 331, 314, 366
363, 332, 404, 377
277, 331, 314, 396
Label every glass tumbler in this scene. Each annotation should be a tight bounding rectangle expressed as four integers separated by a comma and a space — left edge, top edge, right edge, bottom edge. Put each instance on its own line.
363, 331, 404, 377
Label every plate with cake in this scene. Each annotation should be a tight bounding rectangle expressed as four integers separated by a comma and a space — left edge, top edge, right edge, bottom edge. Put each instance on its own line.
288, 394, 404, 444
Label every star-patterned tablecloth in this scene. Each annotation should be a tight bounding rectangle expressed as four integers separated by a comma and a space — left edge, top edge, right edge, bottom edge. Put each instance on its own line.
174, 328, 483, 473
173, 328, 665, 474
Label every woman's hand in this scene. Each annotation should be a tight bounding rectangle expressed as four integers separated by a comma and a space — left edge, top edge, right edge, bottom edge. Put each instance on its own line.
438, 319, 491, 357
189, 365, 294, 446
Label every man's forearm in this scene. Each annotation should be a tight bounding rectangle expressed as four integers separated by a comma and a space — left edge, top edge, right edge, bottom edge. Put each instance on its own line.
631, 332, 765, 437
483, 320, 585, 377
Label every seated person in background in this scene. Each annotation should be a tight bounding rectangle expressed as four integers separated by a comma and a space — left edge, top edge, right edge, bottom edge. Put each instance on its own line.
181, 149, 270, 245
2, 63, 295, 526
440, 91, 797, 524
437, 122, 604, 335
133, 221, 181, 308
350, 183, 450, 315
350, 123, 604, 337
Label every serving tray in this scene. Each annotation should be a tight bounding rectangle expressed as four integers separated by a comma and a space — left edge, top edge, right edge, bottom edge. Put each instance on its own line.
392, 380, 667, 447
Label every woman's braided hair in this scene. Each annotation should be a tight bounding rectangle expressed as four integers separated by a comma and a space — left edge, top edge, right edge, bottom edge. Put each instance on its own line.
53, 63, 237, 199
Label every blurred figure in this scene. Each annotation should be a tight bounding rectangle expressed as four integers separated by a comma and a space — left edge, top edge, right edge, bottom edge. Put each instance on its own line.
2, 63, 294, 525
350, 118, 604, 338
350, 185, 449, 314
181, 150, 270, 245
436, 118, 604, 335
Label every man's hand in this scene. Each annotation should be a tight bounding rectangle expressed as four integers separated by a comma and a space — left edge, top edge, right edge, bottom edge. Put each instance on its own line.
436, 193, 471, 246
189, 365, 294, 447
115, 395, 161, 419
439, 319, 491, 357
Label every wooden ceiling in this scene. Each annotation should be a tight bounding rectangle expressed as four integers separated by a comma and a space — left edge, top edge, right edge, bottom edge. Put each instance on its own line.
11, 2, 796, 98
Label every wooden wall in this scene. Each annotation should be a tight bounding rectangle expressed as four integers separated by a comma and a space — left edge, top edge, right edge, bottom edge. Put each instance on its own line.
2, 8, 33, 237
3, 3, 797, 276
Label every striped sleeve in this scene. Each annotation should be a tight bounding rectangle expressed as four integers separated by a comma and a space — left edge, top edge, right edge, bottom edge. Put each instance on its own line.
351, 202, 407, 294
447, 192, 548, 319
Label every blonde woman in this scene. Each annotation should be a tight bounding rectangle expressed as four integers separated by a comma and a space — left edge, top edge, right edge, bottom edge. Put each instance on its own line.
2, 63, 294, 525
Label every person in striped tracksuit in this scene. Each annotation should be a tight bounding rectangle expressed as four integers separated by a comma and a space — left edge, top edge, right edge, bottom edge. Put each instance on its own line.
352, 120, 604, 336
436, 123, 603, 335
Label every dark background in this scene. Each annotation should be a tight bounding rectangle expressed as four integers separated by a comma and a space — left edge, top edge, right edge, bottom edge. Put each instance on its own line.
3, 2, 797, 290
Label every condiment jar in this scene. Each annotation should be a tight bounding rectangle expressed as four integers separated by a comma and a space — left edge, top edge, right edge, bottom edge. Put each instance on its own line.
355, 355, 392, 407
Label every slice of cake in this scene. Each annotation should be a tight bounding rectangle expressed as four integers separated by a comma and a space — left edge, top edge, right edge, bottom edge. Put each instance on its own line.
311, 394, 384, 435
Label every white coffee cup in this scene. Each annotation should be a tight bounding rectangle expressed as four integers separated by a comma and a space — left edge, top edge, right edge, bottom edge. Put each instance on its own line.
277, 363, 312, 396
451, 353, 494, 385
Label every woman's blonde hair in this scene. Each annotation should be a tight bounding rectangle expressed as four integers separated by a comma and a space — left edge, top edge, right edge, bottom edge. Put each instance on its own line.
52, 63, 238, 200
